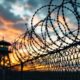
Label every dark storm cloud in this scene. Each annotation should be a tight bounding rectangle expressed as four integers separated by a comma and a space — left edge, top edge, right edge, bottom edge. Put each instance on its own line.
27, 0, 39, 8
27, 0, 50, 9
6, 0, 16, 3
27, 0, 62, 9
0, 5, 20, 22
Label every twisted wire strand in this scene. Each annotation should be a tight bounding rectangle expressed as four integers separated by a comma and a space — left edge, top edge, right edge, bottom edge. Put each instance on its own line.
6, 0, 80, 70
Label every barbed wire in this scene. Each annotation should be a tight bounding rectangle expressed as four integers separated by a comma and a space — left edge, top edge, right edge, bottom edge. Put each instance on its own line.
3, 0, 80, 70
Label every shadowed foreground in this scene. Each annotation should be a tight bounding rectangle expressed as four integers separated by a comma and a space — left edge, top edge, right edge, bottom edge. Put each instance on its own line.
0, 69, 80, 80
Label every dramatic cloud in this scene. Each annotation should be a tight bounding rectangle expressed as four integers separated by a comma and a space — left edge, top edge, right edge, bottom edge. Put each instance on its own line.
0, 0, 80, 43
0, 0, 80, 69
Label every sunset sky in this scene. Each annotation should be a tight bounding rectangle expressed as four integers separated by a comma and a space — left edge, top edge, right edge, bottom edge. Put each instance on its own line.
0, 0, 79, 43
0, 0, 80, 70
0, 0, 51, 42
0, 0, 79, 47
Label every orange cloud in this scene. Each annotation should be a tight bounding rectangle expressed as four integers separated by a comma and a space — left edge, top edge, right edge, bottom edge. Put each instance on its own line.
0, 16, 24, 42
0, 16, 14, 27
